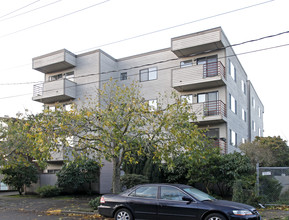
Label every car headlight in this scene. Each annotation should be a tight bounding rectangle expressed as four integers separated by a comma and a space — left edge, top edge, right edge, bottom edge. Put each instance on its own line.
233, 210, 253, 215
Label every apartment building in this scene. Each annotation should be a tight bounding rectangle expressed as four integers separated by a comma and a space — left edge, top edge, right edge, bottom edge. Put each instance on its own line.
32, 27, 264, 193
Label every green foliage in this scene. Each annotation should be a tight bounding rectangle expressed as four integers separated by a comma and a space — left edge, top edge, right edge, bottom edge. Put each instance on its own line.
1, 163, 38, 195
232, 178, 260, 206
89, 196, 101, 210
120, 174, 149, 189
56, 158, 100, 193
187, 152, 254, 196
36, 185, 61, 197
259, 176, 282, 203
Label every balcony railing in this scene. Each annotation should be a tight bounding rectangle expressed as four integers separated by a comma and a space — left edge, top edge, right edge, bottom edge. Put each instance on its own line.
212, 139, 227, 154
203, 100, 227, 118
203, 61, 225, 79
172, 61, 226, 91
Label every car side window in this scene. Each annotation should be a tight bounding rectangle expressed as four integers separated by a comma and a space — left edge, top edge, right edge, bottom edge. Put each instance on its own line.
160, 186, 187, 201
129, 186, 158, 199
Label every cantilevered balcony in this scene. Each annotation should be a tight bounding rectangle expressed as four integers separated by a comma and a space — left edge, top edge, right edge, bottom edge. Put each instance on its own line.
171, 27, 225, 57
172, 61, 226, 91
32, 79, 76, 104
191, 100, 227, 124
33, 49, 76, 73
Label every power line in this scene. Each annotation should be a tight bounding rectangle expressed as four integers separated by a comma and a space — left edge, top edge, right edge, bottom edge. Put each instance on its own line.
1, 41, 288, 100
0, 0, 41, 19
1, 29, 289, 85
1, 27, 288, 76
0, 0, 62, 23
0, 0, 111, 39
77, 0, 275, 53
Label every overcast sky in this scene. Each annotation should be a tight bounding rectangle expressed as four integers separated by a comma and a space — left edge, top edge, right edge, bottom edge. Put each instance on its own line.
0, 0, 288, 142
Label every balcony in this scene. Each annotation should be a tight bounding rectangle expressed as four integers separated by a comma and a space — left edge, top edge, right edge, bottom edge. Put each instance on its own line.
171, 27, 225, 57
32, 79, 76, 104
212, 139, 227, 154
33, 49, 76, 73
191, 100, 227, 124
172, 61, 226, 91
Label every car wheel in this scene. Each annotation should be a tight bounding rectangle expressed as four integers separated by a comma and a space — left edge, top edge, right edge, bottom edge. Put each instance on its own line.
204, 213, 227, 220
114, 208, 133, 220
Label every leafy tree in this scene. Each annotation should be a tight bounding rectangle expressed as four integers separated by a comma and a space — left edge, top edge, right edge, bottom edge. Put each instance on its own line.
0, 114, 54, 169
30, 80, 209, 193
56, 158, 100, 193
240, 136, 289, 167
1, 163, 38, 195
187, 152, 254, 196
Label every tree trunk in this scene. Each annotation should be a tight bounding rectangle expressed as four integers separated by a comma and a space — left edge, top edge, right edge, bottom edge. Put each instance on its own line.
112, 156, 121, 193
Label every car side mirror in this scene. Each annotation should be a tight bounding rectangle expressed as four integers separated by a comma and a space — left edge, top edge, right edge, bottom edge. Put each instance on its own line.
182, 196, 193, 204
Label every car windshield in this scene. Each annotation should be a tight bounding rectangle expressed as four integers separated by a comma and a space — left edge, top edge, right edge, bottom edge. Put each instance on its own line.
183, 187, 215, 201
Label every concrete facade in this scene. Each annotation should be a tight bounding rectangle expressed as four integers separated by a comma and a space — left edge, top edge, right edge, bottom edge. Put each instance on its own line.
32, 27, 264, 193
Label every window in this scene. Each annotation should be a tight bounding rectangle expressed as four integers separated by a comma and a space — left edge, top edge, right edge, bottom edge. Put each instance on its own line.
252, 120, 256, 131
49, 71, 74, 82
258, 107, 261, 118
259, 128, 261, 136
129, 186, 158, 199
160, 186, 187, 201
180, 60, 192, 68
205, 128, 219, 140
140, 67, 157, 82
229, 94, 237, 114
148, 99, 157, 111
197, 56, 218, 77
181, 94, 193, 104
197, 92, 218, 103
242, 138, 246, 144
241, 80, 246, 95
120, 72, 127, 81
230, 129, 237, 146
252, 97, 255, 108
229, 60, 236, 81
64, 104, 72, 111
242, 109, 246, 121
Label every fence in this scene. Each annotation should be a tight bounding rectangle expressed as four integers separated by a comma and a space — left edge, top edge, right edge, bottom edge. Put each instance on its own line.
257, 166, 289, 204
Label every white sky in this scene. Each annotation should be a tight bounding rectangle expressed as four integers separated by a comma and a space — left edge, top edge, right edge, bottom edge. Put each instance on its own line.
0, 0, 288, 142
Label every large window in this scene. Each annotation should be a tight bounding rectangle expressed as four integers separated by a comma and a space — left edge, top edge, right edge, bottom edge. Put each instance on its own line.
140, 67, 157, 82
252, 120, 256, 131
229, 94, 237, 114
198, 92, 218, 116
197, 56, 218, 77
197, 91, 218, 103
230, 129, 237, 146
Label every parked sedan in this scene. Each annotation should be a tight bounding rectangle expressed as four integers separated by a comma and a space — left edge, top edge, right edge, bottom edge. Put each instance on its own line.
98, 183, 261, 220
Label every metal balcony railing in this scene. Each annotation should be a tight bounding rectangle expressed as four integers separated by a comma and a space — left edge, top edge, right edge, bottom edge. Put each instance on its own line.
213, 139, 227, 154
203, 61, 226, 79
203, 100, 227, 118
33, 83, 43, 97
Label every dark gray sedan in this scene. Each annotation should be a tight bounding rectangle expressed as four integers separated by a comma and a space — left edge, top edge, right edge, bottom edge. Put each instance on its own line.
98, 183, 261, 220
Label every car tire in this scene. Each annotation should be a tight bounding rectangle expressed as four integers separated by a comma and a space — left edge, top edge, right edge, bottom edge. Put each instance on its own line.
114, 208, 133, 220
204, 213, 227, 220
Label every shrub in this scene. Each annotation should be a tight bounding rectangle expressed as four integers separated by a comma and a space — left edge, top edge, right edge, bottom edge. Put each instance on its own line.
121, 174, 149, 190
89, 196, 101, 210
37, 185, 61, 197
